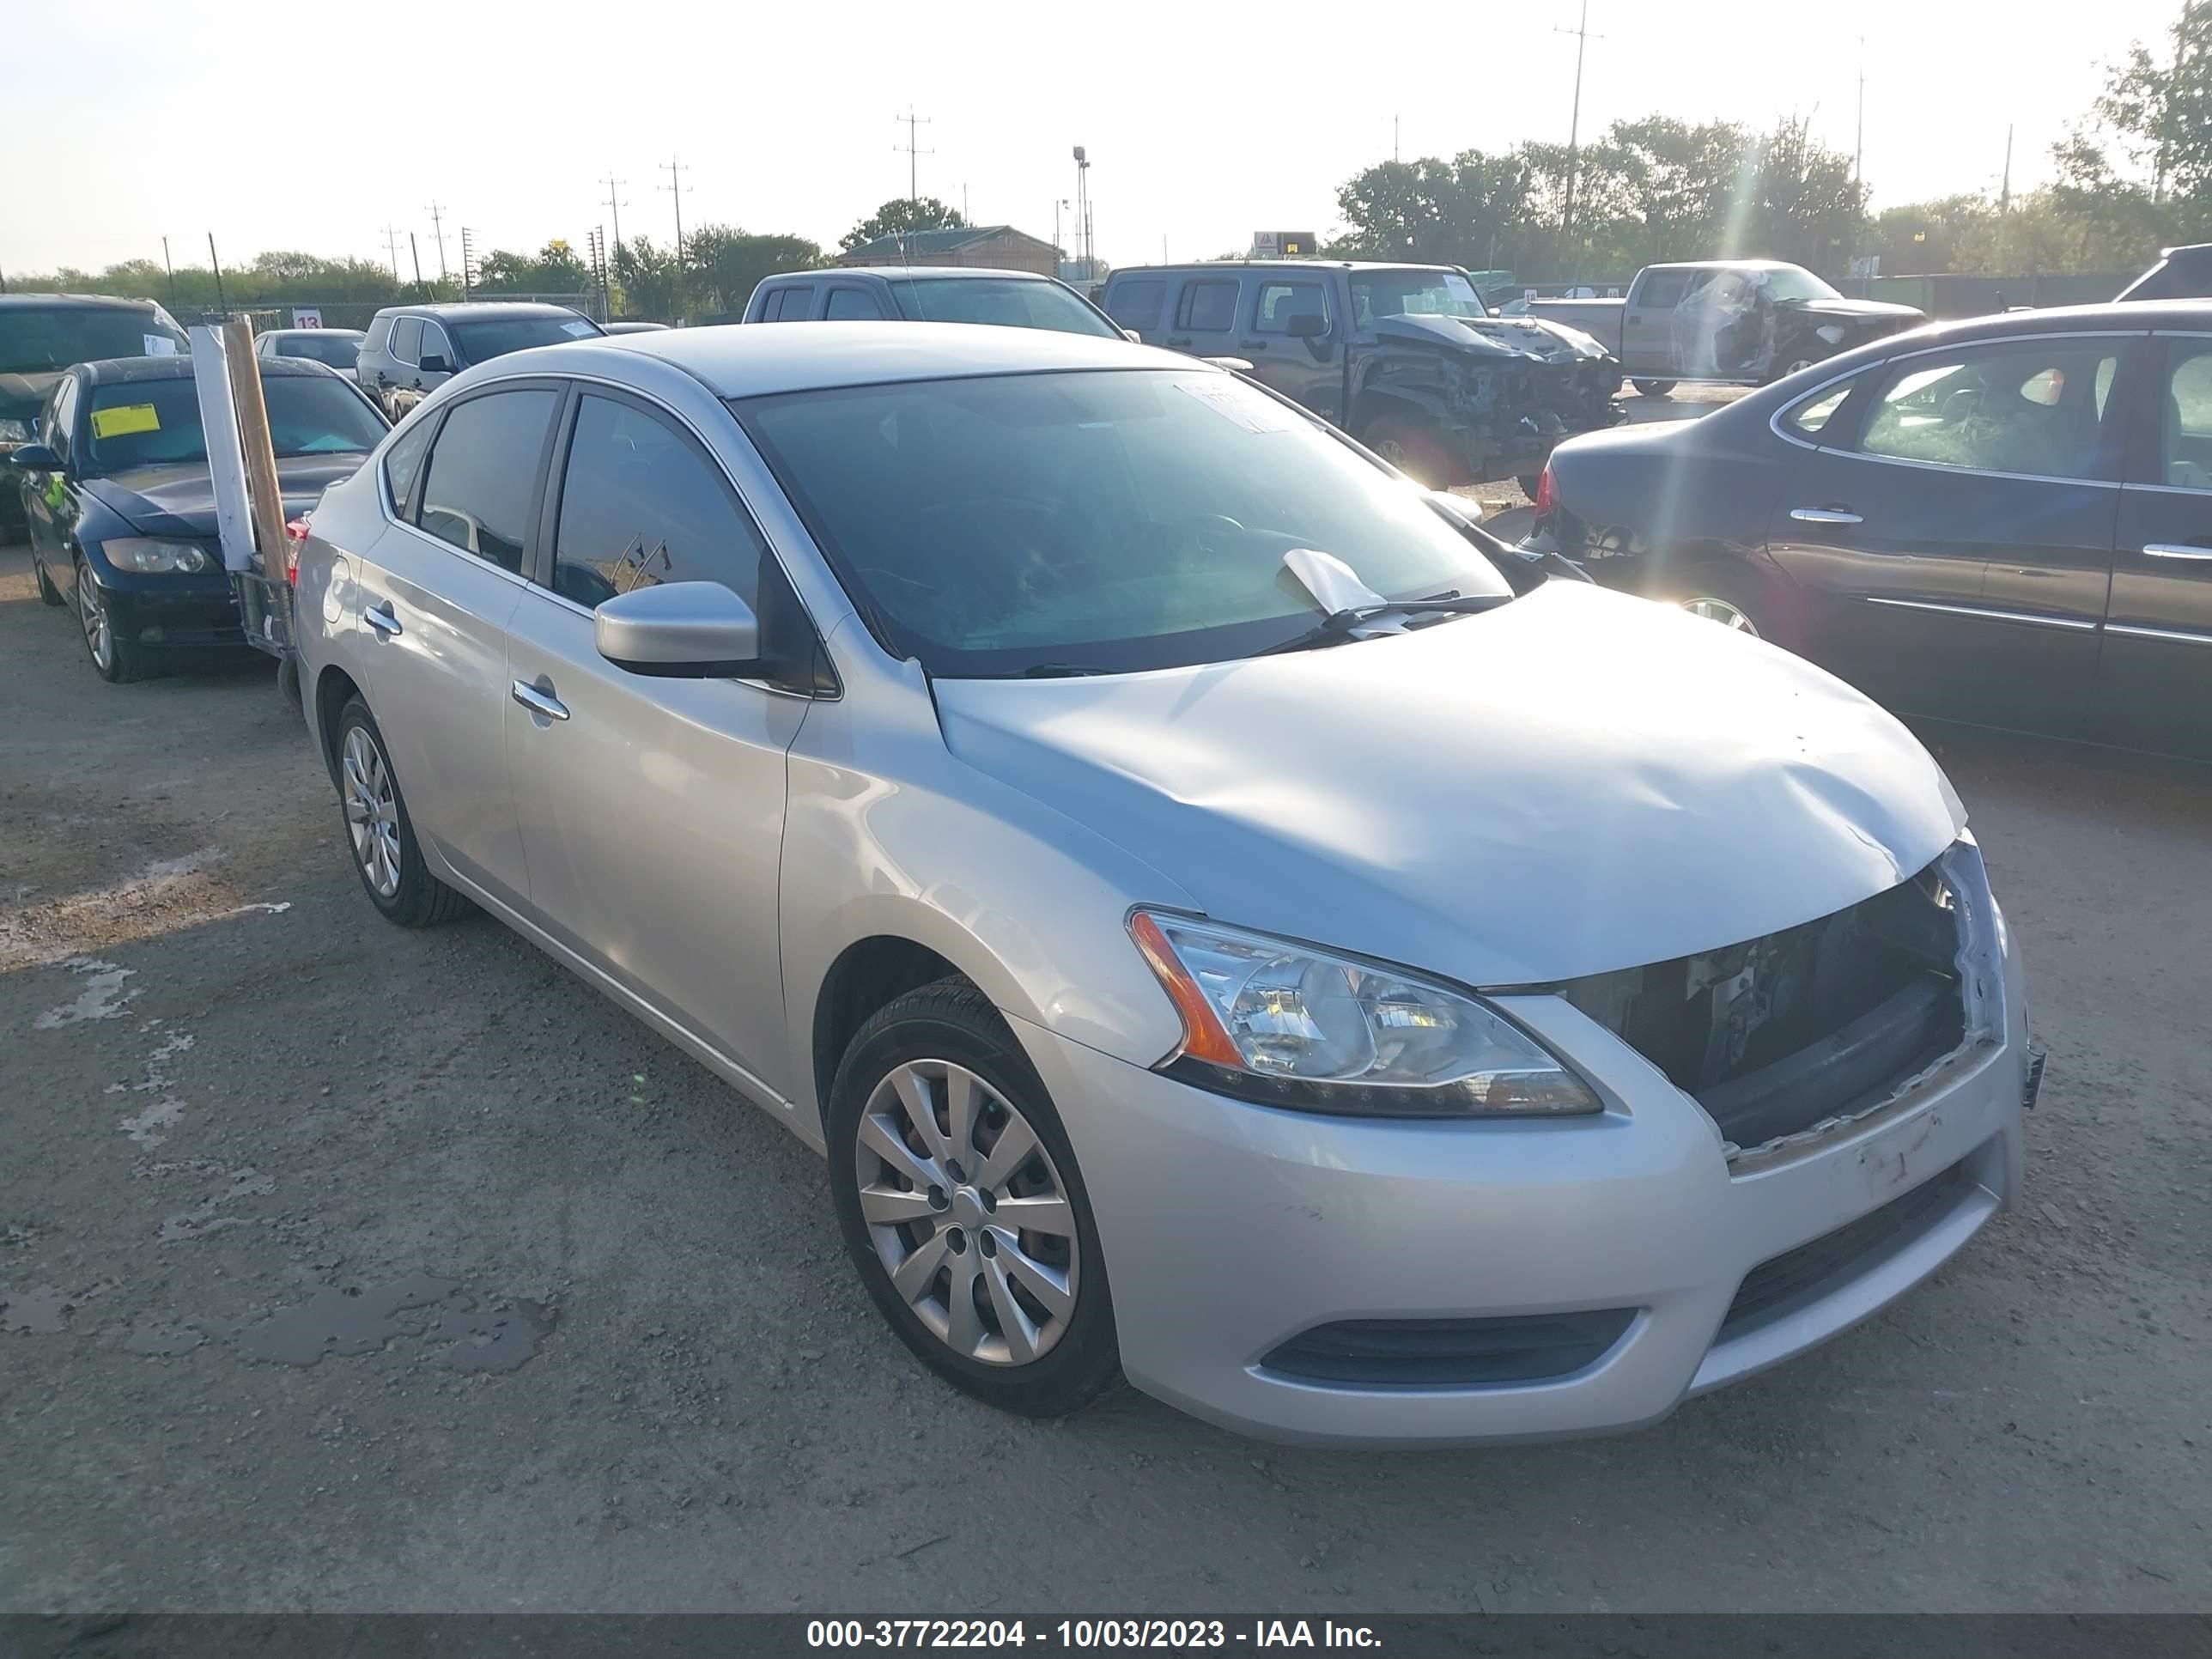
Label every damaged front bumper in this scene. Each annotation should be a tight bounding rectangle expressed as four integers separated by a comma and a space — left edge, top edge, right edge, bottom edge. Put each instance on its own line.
1449, 356, 1626, 482
1017, 840, 2027, 1448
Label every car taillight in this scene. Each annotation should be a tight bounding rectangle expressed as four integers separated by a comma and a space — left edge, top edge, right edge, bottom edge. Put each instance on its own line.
1534, 462, 1556, 519
284, 517, 310, 586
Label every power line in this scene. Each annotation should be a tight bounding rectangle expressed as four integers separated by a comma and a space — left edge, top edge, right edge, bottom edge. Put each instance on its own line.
895, 106, 934, 204
425, 201, 451, 281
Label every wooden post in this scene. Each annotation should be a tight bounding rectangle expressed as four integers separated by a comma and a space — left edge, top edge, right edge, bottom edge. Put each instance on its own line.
221, 317, 293, 631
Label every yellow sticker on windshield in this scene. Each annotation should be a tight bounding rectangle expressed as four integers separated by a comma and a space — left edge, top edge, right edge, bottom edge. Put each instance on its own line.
90, 403, 161, 439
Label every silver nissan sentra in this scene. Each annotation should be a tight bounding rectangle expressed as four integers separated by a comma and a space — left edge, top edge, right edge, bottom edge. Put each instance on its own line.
292, 322, 2033, 1446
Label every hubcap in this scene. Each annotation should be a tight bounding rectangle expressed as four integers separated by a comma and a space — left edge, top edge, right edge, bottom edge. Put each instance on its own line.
77, 566, 111, 669
854, 1060, 1079, 1367
1681, 596, 1759, 636
341, 726, 404, 898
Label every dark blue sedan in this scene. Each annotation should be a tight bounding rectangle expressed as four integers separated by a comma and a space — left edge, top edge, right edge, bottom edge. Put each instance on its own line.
9, 354, 387, 682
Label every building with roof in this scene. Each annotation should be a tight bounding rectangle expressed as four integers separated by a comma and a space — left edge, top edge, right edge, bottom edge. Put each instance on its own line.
839, 225, 1060, 277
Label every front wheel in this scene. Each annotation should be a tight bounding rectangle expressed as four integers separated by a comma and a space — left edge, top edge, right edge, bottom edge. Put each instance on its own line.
1632, 379, 1676, 398
75, 555, 144, 683
828, 978, 1120, 1418
1359, 413, 1454, 487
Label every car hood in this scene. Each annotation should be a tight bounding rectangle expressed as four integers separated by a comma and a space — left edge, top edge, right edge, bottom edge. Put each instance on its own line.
933, 582, 1965, 988
1786, 296, 1925, 323
85, 454, 370, 538
1375, 312, 1614, 364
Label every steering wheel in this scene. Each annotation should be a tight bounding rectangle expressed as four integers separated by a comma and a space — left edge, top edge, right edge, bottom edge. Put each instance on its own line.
1164, 514, 1247, 556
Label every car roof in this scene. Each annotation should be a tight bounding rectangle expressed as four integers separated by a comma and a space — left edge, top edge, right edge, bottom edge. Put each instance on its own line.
370, 301, 586, 320
78, 354, 337, 386
269, 326, 363, 335
769, 265, 1059, 283
0, 292, 167, 312
1106, 260, 1451, 277
494, 319, 1192, 398
1884, 299, 2212, 347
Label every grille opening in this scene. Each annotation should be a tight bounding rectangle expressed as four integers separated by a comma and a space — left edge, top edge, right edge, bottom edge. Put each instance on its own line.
1261, 1309, 1636, 1389
1553, 861, 1966, 1150
1720, 1157, 1974, 1338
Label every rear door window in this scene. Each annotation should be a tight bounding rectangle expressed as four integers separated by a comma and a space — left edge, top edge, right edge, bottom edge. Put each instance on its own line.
763, 286, 814, 321
382, 412, 437, 521
1106, 279, 1165, 331
1253, 281, 1328, 334
1175, 280, 1239, 334
415, 388, 559, 572
1635, 270, 1694, 310
390, 316, 423, 364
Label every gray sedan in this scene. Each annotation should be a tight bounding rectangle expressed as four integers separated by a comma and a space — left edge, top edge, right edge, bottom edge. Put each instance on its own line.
290, 322, 2033, 1445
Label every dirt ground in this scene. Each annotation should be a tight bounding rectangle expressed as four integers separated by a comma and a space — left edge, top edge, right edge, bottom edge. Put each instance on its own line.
2, 529, 2206, 1615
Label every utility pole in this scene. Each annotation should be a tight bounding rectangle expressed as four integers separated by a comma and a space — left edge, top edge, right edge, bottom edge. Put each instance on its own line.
425, 201, 451, 281
1054, 198, 1067, 273
161, 236, 177, 307
380, 224, 404, 282
894, 107, 933, 204
1853, 36, 1865, 188
410, 231, 423, 288
1073, 146, 1092, 273
603, 173, 628, 256
1556, 0, 1601, 283
1999, 123, 2015, 275
963, 182, 969, 222
209, 234, 227, 313
659, 156, 691, 317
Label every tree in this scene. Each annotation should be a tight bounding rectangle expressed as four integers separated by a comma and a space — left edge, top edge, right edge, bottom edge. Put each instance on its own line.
682, 225, 825, 317
475, 239, 593, 295
840, 197, 965, 253
611, 236, 682, 319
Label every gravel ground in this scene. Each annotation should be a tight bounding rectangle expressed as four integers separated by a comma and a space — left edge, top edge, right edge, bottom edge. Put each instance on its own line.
1, 527, 2206, 1615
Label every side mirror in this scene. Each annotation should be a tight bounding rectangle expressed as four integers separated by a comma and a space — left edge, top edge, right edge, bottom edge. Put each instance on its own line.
4, 442, 62, 471
418, 354, 453, 376
1287, 313, 1328, 340
594, 580, 761, 678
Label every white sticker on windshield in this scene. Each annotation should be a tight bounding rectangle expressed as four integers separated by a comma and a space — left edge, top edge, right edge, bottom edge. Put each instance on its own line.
562, 319, 599, 337
1176, 379, 1297, 434
143, 334, 179, 356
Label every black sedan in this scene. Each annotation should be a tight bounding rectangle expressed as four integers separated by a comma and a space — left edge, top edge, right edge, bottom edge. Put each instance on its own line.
9, 355, 388, 682
1527, 301, 2212, 758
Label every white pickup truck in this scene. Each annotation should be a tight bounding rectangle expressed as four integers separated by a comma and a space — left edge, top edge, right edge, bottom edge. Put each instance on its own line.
1528, 260, 1922, 395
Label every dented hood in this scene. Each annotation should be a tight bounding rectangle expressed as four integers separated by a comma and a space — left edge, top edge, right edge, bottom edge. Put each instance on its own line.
86, 455, 368, 538
933, 582, 1965, 988
1375, 312, 1613, 364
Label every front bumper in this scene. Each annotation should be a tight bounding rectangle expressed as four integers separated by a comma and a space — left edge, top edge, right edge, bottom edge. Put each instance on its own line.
94, 568, 248, 652
1015, 854, 2028, 1448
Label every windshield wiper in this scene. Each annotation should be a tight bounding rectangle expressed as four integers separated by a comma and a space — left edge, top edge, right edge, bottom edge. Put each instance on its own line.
1259, 593, 1506, 656
1021, 662, 1105, 678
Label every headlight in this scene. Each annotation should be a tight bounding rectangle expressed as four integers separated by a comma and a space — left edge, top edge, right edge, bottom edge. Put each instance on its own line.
1128, 912, 1602, 1117
102, 538, 213, 574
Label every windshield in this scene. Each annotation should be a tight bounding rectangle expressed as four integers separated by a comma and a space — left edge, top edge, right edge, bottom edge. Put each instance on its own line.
889, 277, 1119, 337
736, 368, 1510, 677
1760, 266, 1843, 303
0, 306, 189, 375
80, 375, 386, 473
278, 332, 362, 368
449, 314, 602, 362
1349, 270, 1490, 325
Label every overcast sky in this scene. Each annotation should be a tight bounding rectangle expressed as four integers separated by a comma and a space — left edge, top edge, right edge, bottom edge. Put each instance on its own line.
1, 0, 2185, 280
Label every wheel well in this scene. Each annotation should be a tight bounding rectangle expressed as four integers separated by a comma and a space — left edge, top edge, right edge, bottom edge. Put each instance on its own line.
313, 665, 361, 785
812, 937, 966, 1113
1348, 390, 1430, 441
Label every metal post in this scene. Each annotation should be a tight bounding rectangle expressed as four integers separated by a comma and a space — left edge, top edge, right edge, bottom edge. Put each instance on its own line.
162, 237, 177, 307
209, 234, 227, 313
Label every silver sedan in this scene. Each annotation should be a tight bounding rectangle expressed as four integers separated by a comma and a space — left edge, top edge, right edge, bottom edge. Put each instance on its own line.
290, 322, 2033, 1445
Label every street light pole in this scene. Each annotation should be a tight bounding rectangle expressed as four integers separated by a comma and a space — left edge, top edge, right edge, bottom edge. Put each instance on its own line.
1073, 146, 1091, 273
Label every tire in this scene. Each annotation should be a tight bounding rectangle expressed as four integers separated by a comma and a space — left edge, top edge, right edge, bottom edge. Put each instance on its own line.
1515, 473, 1543, 501
1765, 355, 1820, 386
1632, 379, 1676, 398
74, 555, 145, 683
33, 552, 64, 606
1652, 562, 1774, 641
332, 696, 472, 927
827, 976, 1120, 1419
1359, 413, 1454, 487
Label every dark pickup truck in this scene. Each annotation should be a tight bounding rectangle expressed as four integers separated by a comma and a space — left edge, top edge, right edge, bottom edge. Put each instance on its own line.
1098, 260, 1623, 490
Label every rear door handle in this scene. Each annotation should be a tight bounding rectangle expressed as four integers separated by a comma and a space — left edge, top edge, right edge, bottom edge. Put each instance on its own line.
364, 603, 402, 638
2142, 543, 2212, 560
511, 679, 570, 721
1790, 507, 1865, 525
1237, 340, 1270, 350
1166, 337, 1193, 349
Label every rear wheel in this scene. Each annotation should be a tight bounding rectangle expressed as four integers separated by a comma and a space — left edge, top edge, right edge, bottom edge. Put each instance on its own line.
1632, 379, 1676, 398
827, 977, 1120, 1418
33, 552, 64, 606
1652, 562, 1776, 641
333, 697, 472, 927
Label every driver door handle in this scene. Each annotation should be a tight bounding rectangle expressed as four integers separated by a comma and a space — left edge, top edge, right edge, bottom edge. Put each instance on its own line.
511, 679, 570, 721
1790, 507, 1864, 525
364, 603, 402, 638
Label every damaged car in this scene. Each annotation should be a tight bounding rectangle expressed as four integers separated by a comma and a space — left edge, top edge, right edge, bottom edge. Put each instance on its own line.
291, 322, 2034, 1446
1101, 260, 1624, 493
1530, 260, 1921, 395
